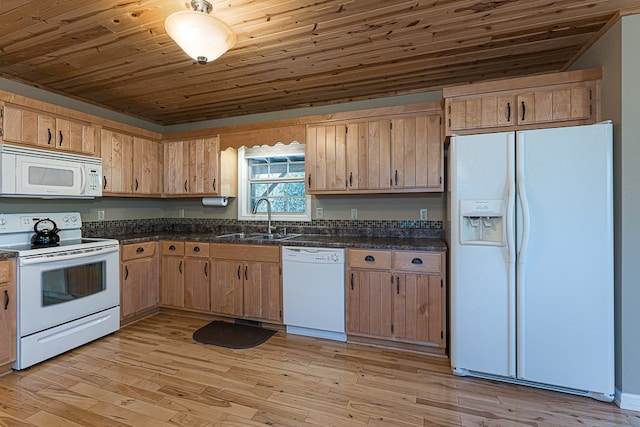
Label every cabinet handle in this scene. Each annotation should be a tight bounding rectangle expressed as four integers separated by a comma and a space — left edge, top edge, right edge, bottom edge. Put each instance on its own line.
521, 101, 526, 121
179, 260, 183, 274
394, 170, 398, 186
350, 273, 354, 290
193, 246, 200, 252
364, 255, 375, 262
396, 276, 400, 294
103, 176, 107, 190
244, 265, 248, 281
59, 130, 63, 146
169, 245, 176, 251
349, 172, 353, 187
136, 247, 145, 253
47, 128, 52, 145
184, 180, 188, 192
204, 262, 209, 277
4, 289, 8, 310
124, 266, 129, 280
507, 102, 511, 122
237, 265, 241, 279
212, 178, 216, 191
411, 257, 423, 265
308, 174, 312, 188
135, 178, 139, 191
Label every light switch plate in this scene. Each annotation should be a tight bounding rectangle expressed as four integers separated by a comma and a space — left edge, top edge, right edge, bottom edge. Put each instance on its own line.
420, 208, 428, 220
97, 210, 105, 221
351, 208, 358, 219
179, 208, 185, 218
316, 207, 324, 219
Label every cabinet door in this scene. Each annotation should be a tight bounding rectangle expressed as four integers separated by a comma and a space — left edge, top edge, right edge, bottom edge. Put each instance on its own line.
1, 105, 56, 147
184, 258, 210, 311
517, 85, 592, 126
35, 113, 57, 148
243, 261, 281, 322
347, 119, 391, 190
306, 124, 347, 192
391, 113, 442, 190
448, 96, 515, 132
56, 118, 100, 155
101, 129, 133, 194
393, 273, 443, 346
0, 260, 16, 366
121, 257, 158, 319
346, 269, 392, 338
132, 137, 161, 195
163, 140, 190, 195
189, 137, 220, 195
210, 260, 244, 316
160, 256, 184, 308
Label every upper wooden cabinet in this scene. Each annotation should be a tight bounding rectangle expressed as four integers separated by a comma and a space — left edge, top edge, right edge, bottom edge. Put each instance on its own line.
443, 68, 601, 135
306, 103, 443, 194
163, 136, 237, 197
2, 103, 100, 156
101, 129, 162, 197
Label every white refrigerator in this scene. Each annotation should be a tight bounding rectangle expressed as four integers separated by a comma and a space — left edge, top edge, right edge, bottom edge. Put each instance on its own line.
449, 122, 614, 401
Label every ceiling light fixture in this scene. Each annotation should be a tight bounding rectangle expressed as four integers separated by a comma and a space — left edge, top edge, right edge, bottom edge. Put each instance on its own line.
165, 0, 236, 65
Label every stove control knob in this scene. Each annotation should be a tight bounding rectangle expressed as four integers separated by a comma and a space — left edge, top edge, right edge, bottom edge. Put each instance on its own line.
71, 216, 78, 222
0, 219, 6, 225
63, 216, 70, 223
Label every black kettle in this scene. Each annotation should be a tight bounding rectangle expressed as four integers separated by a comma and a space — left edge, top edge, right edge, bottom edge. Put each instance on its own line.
31, 218, 60, 247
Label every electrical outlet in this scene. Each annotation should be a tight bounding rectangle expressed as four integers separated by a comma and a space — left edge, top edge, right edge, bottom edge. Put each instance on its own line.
351, 208, 358, 220
97, 210, 105, 221
316, 207, 324, 219
179, 208, 185, 218
420, 208, 428, 220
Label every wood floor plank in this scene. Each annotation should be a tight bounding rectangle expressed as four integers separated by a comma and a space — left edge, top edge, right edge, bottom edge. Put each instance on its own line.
1, 313, 638, 427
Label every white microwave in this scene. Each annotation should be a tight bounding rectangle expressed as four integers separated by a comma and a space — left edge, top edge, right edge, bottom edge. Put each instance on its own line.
0, 144, 102, 198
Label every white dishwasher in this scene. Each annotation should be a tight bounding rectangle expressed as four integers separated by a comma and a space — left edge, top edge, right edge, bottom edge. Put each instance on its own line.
282, 246, 346, 341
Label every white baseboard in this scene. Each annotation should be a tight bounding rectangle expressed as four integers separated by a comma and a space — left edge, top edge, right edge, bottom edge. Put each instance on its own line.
615, 388, 640, 411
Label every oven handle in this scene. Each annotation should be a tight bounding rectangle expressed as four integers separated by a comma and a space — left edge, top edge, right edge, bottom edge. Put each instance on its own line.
20, 245, 119, 266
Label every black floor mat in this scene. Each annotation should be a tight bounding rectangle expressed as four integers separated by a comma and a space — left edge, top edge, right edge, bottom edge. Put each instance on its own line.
192, 320, 276, 349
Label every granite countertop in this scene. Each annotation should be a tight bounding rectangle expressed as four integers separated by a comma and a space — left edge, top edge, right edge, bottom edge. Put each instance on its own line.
108, 232, 447, 252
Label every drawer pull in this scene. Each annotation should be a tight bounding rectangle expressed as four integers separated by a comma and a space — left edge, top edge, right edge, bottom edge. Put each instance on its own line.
411, 258, 423, 265
136, 247, 145, 253
193, 246, 200, 252
169, 245, 176, 250
364, 255, 375, 262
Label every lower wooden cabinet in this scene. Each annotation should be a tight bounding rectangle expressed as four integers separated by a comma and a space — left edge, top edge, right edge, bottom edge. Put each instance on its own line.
184, 242, 210, 311
160, 241, 185, 308
346, 249, 446, 351
210, 244, 282, 323
0, 259, 16, 370
120, 242, 158, 322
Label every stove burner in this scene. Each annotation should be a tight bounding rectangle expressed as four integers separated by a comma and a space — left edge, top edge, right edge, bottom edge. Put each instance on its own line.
30, 242, 60, 249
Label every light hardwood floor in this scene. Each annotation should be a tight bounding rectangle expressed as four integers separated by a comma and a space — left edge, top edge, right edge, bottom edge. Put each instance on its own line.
1, 313, 638, 427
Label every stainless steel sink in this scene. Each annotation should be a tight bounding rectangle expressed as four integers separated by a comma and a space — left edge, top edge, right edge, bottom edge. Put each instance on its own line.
215, 232, 300, 241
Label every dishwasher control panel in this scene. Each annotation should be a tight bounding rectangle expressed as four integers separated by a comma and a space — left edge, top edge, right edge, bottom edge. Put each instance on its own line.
281, 247, 344, 263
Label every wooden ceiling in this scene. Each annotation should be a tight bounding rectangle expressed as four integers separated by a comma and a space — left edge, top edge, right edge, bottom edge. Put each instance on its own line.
1, 1, 638, 126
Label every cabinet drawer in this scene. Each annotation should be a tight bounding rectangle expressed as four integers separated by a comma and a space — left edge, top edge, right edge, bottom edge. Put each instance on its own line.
210, 243, 279, 262
185, 242, 210, 257
121, 242, 156, 261
0, 260, 12, 283
348, 249, 391, 270
161, 241, 185, 256
392, 251, 441, 273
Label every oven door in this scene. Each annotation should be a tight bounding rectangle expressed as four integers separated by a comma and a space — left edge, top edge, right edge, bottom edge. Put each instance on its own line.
17, 245, 119, 337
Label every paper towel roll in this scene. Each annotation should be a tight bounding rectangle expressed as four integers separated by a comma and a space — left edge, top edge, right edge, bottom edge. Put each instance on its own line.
202, 197, 228, 207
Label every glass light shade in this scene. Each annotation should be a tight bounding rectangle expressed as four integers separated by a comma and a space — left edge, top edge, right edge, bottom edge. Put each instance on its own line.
165, 10, 236, 64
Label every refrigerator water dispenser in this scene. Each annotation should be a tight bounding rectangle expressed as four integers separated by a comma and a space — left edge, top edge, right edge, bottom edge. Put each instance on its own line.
459, 200, 505, 245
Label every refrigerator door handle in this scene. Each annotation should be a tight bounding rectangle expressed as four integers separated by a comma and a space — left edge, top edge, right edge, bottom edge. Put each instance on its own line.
515, 131, 530, 378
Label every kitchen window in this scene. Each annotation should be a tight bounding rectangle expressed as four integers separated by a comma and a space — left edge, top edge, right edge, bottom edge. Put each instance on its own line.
237, 143, 311, 222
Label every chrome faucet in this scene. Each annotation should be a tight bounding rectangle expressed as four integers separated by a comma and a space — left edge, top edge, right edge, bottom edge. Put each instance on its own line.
252, 197, 274, 235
